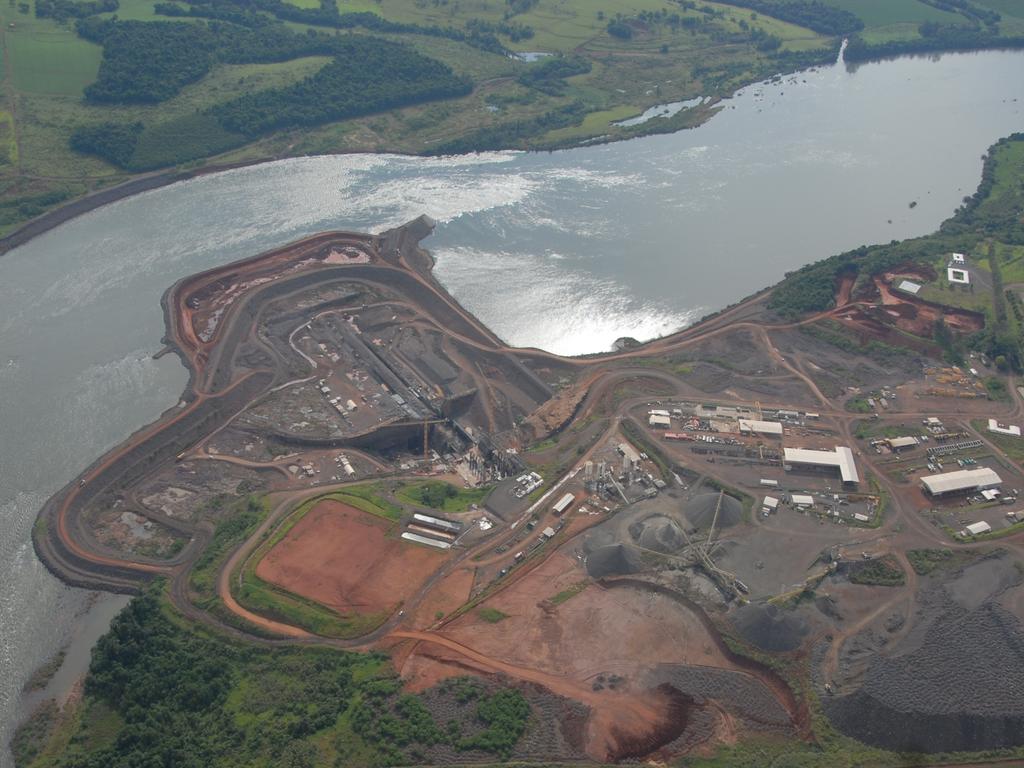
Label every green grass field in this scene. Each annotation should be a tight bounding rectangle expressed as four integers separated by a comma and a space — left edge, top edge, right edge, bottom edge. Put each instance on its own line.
818, 0, 962, 27
396, 479, 492, 513
6, 22, 103, 96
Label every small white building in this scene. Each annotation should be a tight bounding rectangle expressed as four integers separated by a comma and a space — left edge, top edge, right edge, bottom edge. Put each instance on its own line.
952, 253, 966, 265
963, 521, 991, 536
791, 494, 815, 508
948, 266, 970, 285
853, 512, 870, 523
988, 418, 1021, 437
887, 436, 920, 451
762, 496, 779, 511
897, 280, 922, 295
649, 413, 671, 428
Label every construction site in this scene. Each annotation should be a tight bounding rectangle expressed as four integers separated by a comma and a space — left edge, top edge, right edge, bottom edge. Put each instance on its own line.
31, 221, 1024, 765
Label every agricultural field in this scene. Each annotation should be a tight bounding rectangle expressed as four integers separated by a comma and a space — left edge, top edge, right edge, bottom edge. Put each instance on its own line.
0, 0, 839, 235
818, 0, 962, 27
0, 0, 1018, 237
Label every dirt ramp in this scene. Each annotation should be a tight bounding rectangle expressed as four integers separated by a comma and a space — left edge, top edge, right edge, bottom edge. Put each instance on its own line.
587, 685, 693, 762
648, 664, 794, 732
731, 603, 809, 652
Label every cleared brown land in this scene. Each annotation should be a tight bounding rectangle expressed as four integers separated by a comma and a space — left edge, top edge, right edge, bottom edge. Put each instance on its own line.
256, 499, 446, 614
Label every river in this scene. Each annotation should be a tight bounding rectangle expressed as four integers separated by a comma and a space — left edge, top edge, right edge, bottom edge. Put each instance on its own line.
1, 48, 1022, 762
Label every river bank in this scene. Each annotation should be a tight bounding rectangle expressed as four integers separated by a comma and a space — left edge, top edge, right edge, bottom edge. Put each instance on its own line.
3, 48, 1024, 765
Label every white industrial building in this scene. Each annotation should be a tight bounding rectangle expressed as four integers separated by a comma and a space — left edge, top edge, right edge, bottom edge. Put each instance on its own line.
920, 467, 1002, 496
649, 413, 671, 428
762, 496, 779, 511
963, 521, 991, 536
952, 253, 966, 265
988, 419, 1022, 437
739, 418, 783, 437
784, 446, 859, 484
948, 266, 970, 284
791, 494, 815, 508
886, 436, 920, 451
552, 492, 575, 515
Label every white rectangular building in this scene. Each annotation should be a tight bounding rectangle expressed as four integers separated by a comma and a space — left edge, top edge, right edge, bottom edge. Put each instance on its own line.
948, 266, 970, 284
791, 494, 814, 507
784, 446, 859, 484
897, 280, 922, 295
649, 414, 672, 428
762, 496, 779, 510
988, 419, 1022, 437
887, 436, 920, 450
921, 467, 1002, 496
739, 419, 784, 436
964, 521, 991, 536
552, 492, 575, 515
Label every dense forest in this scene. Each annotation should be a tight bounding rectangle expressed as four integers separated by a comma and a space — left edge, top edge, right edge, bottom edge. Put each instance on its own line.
844, 24, 1024, 62
768, 133, 1024, 369
34, 0, 117, 22
211, 38, 471, 136
154, 0, 511, 54
18, 585, 533, 767
69, 23, 470, 170
710, 0, 864, 35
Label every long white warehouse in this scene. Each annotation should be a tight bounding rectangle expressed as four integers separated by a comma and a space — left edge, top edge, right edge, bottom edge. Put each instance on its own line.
784, 446, 859, 484
401, 532, 452, 549
739, 419, 783, 436
921, 467, 1002, 496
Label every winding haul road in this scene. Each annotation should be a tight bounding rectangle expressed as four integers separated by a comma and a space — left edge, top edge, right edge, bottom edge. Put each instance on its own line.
27, 217, 1024, 765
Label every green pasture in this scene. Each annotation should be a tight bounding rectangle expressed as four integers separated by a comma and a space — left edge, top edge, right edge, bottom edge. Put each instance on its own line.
819, 0, 963, 27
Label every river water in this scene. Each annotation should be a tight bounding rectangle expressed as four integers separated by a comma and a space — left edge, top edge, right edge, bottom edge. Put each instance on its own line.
1, 49, 1022, 761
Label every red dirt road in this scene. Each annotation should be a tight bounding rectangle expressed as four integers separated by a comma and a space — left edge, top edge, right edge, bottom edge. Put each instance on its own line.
256, 500, 447, 614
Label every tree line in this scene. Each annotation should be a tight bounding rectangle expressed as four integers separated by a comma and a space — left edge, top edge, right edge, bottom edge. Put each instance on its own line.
35, 0, 117, 22
705, 0, 864, 36
46, 585, 532, 767
845, 23, 1024, 63
69, 22, 470, 170
769, 134, 1024, 371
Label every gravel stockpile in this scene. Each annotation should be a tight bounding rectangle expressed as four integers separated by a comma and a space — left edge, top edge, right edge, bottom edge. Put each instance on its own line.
826, 602, 1024, 752
586, 543, 641, 579
684, 493, 742, 530
648, 664, 793, 731
731, 603, 809, 652
634, 515, 687, 553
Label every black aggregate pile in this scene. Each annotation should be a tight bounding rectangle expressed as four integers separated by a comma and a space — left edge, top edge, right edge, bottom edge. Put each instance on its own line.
635, 515, 687, 553
826, 602, 1024, 752
684, 492, 742, 530
731, 603, 809, 652
585, 543, 641, 579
